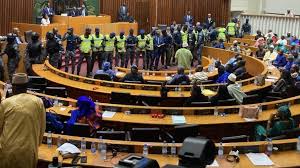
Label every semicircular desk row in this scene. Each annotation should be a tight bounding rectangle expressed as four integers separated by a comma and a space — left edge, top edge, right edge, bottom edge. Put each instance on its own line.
38, 134, 300, 168
32, 47, 280, 102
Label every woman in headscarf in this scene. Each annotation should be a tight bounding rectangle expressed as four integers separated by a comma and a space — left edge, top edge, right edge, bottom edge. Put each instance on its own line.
255, 105, 295, 141
66, 96, 102, 136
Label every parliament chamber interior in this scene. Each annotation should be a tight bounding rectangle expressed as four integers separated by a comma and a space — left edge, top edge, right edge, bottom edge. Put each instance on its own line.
1, 0, 300, 167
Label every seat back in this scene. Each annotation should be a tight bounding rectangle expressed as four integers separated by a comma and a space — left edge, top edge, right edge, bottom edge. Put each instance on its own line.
110, 92, 132, 104
190, 101, 212, 107
221, 135, 249, 143
174, 124, 200, 143
45, 87, 68, 98
96, 131, 126, 140
242, 94, 260, 104
130, 128, 161, 142
65, 122, 91, 137
94, 73, 112, 81
24, 30, 32, 43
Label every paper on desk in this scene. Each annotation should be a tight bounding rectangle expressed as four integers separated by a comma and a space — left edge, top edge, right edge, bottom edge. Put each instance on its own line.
267, 75, 279, 80
265, 78, 276, 83
246, 153, 274, 166
206, 160, 219, 167
60, 107, 66, 111
172, 115, 186, 124
102, 111, 116, 118
57, 143, 81, 155
244, 118, 257, 122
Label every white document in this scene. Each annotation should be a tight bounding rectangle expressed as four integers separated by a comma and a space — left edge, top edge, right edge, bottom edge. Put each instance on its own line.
244, 118, 257, 122
246, 153, 274, 166
172, 115, 186, 124
57, 143, 81, 155
102, 111, 116, 118
265, 78, 276, 83
267, 75, 279, 80
206, 160, 219, 167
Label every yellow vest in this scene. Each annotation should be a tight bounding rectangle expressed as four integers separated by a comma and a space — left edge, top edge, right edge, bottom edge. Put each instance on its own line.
146, 34, 154, 51
116, 36, 126, 53
92, 34, 104, 52
181, 31, 188, 44
104, 35, 115, 52
227, 22, 236, 36
137, 35, 147, 51
80, 35, 93, 54
218, 27, 227, 41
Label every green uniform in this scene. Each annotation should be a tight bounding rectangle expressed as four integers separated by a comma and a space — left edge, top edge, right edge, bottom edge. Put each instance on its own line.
175, 48, 193, 69
137, 35, 147, 51
116, 36, 126, 53
218, 27, 227, 41
80, 35, 93, 54
104, 35, 116, 52
227, 22, 236, 36
181, 31, 188, 45
146, 34, 154, 51
92, 34, 104, 52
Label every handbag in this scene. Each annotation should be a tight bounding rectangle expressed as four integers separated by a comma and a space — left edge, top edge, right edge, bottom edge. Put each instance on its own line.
239, 105, 259, 119
254, 75, 266, 86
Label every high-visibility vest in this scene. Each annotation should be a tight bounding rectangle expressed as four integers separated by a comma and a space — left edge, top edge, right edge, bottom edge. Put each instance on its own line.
137, 35, 147, 51
92, 34, 104, 52
80, 35, 93, 54
227, 22, 236, 36
104, 35, 115, 52
146, 34, 154, 51
218, 27, 227, 41
116, 36, 126, 53
181, 31, 188, 45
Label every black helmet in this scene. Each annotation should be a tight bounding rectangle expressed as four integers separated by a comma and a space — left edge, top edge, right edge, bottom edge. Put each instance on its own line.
31, 32, 40, 41
46, 31, 54, 40
6, 33, 15, 43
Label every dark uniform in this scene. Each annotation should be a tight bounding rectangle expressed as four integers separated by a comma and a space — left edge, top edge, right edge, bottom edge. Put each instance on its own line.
62, 28, 78, 74
46, 32, 61, 68
161, 30, 173, 68
26, 32, 43, 75
126, 29, 137, 68
53, 29, 63, 69
4, 34, 19, 81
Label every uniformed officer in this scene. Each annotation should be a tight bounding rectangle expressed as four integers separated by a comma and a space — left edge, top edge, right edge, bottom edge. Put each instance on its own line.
46, 31, 60, 69
62, 27, 78, 74
145, 31, 154, 70
136, 29, 147, 68
226, 19, 237, 41
2, 34, 18, 81
126, 29, 137, 68
152, 30, 164, 71
115, 31, 126, 67
103, 32, 116, 67
162, 29, 173, 68
187, 27, 196, 65
181, 25, 188, 48
77, 28, 93, 77
172, 26, 182, 65
25, 32, 43, 75
217, 25, 227, 42
53, 28, 63, 69
91, 27, 104, 70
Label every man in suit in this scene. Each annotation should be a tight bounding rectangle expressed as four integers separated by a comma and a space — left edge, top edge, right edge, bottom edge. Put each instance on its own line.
118, 3, 128, 21
68, 7, 78, 17
183, 11, 193, 26
205, 13, 215, 30
42, 2, 54, 22
81, 4, 88, 16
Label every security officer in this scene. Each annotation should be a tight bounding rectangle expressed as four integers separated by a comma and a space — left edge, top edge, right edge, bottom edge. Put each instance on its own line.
152, 29, 164, 71
162, 29, 173, 68
46, 31, 60, 69
2, 34, 18, 81
103, 32, 116, 67
187, 27, 196, 64
62, 27, 78, 74
217, 25, 227, 42
126, 29, 137, 68
173, 26, 182, 65
77, 28, 93, 77
53, 28, 63, 69
91, 27, 104, 70
226, 19, 236, 41
136, 29, 147, 68
196, 26, 204, 66
181, 25, 188, 47
115, 31, 126, 67
25, 32, 43, 75
145, 31, 154, 70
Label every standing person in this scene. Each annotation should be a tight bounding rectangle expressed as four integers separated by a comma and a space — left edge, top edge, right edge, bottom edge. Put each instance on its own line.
145, 31, 154, 70
91, 28, 104, 70
241, 18, 252, 35
152, 30, 164, 70
42, 2, 54, 22
53, 28, 63, 69
0, 73, 46, 168
81, 4, 88, 16
118, 3, 128, 21
226, 19, 236, 41
115, 31, 126, 67
217, 25, 227, 42
181, 25, 188, 47
12, 28, 24, 44
3, 34, 19, 82
285, 10, 295, 17
46, 31, 60, 68
162, 29, 173, 69
205, 13, 215, 30
136, 29, 147, 68
196, 25, 209, 65
183, 10, 193, 26
126, 29, 137, 68
62, 27, 78, 74
103, 32, 116, 67
77, 28, 93, 77
172, 26, 183, 65
175, 43, 193, 70
41, 14, 50, 26
25, 32, 43, 75
187, 27, 196, 65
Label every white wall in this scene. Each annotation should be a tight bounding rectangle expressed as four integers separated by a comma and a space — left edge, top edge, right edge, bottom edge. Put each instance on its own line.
264, 0, 300, 15
231, 0, 263, 13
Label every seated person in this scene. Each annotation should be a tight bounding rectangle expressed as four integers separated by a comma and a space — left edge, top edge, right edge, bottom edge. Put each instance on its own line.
241, 43, 252, 56
184, 83, 208, 106
255, 105, 295, 141
272, 69, 294, 94
210, 84, 232, 105
228, 40, 241, 53
255, 44, 265, 60
263, 46, 277, 63
124, 12, 134, 23
225, 53, 242, 67
227, 73, 247, 104
67, 96, 102, 135
94, 62, 116, 80
167, 66, 190, 85
190, 65, 208, 85
273, 50, 287, 68
213, 39, 225, 49
41, 14, 50, 26
255, 30, 264, 40
291, 64, 300, 82
120, 65, 144, 83
216, 65, 230, 83
234, 60, 247, 80
254, 37, 266, 48
284, 55, 295, 72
